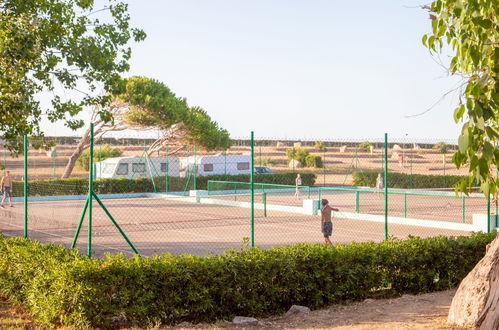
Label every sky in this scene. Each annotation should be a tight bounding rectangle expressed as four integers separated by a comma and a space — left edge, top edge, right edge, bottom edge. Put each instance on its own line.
42, 0, 464, 142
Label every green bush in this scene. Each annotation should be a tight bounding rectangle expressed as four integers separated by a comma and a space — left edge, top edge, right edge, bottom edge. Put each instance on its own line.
305, 155, 323, 168
433, 142, 449, 154
352, 171, 466, 189
255, 157, 276, 166
286, 147, 309, 166
358, 141, 372, 152
10, 173, 317, 197
0, 232, 495, 327
77, 145, 123, 171
314, 141, 326, 151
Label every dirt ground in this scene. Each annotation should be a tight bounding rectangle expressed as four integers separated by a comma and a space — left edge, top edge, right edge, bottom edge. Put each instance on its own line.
172, 289, 469, 330
0, 289, 469, 329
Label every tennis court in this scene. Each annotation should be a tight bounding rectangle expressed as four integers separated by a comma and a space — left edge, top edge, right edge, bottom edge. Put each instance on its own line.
0, 188, 490, 257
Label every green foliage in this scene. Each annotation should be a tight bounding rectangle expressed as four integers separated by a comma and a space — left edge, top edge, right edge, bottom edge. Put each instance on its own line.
30, 138, 56, 151
286, 147, 310, 166
423, 0, 498, 196
305, 155, 323, 168
119, 77, 232, 151
0, 0, 146, 151
432, 142, 449, 154
358, 141, 372, 152
353, 171, 466, 189
9, 173, 316, 197
0, 232, 495, 327
77, 145, 122, 171
255, 157, 276, 166
314, 141, 327, 151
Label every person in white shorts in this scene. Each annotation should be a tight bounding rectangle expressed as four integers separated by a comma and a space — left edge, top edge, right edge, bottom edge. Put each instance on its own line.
1, 170, 14, 208
294, 173, 302, 197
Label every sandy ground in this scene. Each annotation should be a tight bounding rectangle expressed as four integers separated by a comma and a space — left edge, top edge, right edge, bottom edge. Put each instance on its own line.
170, 289, 469, 330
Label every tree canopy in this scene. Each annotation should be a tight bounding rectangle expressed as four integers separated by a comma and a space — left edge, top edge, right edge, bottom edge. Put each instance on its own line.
61, 76, 231, 177
423, 0, 498, 195
0, 0, 146, 150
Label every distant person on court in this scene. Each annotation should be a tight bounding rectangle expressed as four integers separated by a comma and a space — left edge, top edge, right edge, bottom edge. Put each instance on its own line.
376, 173, 384, 190
1, 170, 13, 208
294, 173, 302, 197
320, 199, 338, 245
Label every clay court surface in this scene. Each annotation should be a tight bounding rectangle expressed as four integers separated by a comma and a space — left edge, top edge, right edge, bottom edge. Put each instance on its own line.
0, 189, 488, 257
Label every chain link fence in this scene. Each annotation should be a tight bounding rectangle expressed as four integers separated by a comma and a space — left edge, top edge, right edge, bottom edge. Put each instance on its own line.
0, 131, 497, 258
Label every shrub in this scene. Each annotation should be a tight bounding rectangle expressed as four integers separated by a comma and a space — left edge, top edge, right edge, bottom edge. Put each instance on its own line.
433, 142, 449, 154
314, 141, 326, 151
10, 173, 317, 197
358, 141, 372, 152
305, 155, 323, 168
0, 232, 495, 327
255, 157, 276, 166
287, 147, 309, 166
77, 145, 123, 171
352, 171, 466, 189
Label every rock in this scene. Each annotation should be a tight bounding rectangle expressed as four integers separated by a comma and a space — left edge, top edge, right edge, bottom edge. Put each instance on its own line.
286, 305, 311, 316
363, 298, 375, 304
340, 145, 347, 153
447, 235, 499, 330
400, 294, 415, 301
393, 144, 402, 150
288, 159, 303, 169
293, 142, 302, 148
232, 316, 259, 325
276, 142, 284, 148
174, 321, 193, 328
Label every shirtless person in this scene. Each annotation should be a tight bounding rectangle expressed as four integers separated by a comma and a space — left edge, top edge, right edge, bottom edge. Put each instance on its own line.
1, 171, 13, 208
320, 199, 338, 245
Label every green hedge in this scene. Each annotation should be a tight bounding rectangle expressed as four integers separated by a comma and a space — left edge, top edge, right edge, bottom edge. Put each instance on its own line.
0, 232, 495, 328
353, 171, 467, 189
9, 173, 316, 197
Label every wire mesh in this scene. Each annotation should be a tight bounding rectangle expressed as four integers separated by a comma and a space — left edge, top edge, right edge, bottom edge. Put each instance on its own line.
0, 134, 496, 258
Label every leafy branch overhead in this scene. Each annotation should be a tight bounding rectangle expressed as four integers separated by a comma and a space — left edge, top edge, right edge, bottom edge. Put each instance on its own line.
0, 0, 146, 150
423, 0, 498, 195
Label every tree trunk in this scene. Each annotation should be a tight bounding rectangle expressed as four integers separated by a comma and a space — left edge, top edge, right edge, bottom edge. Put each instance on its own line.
61, 127, 90, 178
447, 234, 499, 329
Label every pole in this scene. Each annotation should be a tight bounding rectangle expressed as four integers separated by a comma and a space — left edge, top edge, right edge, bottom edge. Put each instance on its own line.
355, 190, 360, 213
52, 144, 56, 179
384, 133, 388, 240
487, 194, 491, 233
250, 131, 255, 248
165, 146, 169, 193
23, 135, 28, 238
88, 123, 94, 257
461, 194, 465, 223
323, 149, 326, 186
263, 192, 267, 217
403, 192, 407, 218
193, 145, 197, 190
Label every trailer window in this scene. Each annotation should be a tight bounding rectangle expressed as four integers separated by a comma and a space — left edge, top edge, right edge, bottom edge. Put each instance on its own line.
237, 162, 250, 170
160, 163, 167, 172
132, 163, 145, 173
116, 164, 128, 175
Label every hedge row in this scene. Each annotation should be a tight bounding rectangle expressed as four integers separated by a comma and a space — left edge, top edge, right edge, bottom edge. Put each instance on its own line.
9, 172, 316, 197
0, 232, 496, 328
353, 171, 467, 189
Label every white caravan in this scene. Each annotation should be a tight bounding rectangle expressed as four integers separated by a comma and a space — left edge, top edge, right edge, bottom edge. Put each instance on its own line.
180, 154, 251, 177
94, 156, 180, 179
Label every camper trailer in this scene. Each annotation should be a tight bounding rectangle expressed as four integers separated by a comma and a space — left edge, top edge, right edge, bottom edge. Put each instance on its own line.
95, 156, 180, 179
180, 154, 251, 177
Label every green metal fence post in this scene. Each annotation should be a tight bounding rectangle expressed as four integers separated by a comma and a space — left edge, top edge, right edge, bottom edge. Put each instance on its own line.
263, 192, 267, 217
250, 131, 255, 248
165, 146, 169, 193
384, 133, 388, 240
23, 135, 28, 238
404, 192, 407, 218
461, 194, 465, 223
87, 123, 94, 257
487, 194, 491, 233
193, 145, 197, 190
355, 190, 360, 213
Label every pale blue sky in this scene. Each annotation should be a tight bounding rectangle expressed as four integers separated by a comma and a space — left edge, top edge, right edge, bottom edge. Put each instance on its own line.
43, 0, 464, 141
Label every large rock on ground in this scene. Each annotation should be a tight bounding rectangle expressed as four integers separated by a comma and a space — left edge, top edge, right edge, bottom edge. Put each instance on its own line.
447, 234, 499, 330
